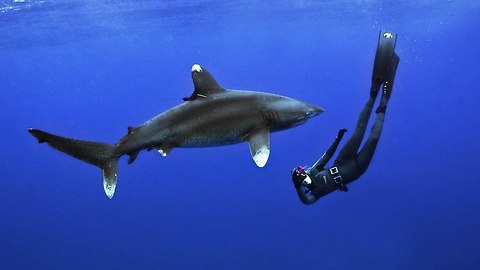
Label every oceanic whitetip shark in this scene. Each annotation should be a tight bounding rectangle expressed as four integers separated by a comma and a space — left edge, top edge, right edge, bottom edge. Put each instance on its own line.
29, 64, 323, 199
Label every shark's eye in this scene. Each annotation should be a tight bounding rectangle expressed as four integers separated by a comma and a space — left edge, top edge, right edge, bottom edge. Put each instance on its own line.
191, 64, 203, 73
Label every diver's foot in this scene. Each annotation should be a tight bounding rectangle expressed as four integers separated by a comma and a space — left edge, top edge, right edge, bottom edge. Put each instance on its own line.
376, 97, 388, 114
376, 105, 387, 114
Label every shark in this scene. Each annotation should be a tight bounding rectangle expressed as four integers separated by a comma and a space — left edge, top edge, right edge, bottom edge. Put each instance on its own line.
28, 64, 323, 199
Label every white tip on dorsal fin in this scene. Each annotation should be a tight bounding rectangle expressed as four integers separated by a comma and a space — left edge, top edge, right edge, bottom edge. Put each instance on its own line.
192, 64, 203, 73
245, 126, 271, 167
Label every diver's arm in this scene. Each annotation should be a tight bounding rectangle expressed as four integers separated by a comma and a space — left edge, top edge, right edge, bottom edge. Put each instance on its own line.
295, 186, 319, 205
311, 129, 347, 170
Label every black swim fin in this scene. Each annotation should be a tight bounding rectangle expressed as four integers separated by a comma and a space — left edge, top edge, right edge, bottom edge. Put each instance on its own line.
371, 30, 398, 95
382, 52, 399, 101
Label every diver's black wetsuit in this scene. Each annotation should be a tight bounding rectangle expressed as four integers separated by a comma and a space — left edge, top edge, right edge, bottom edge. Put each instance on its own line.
293, 94, 388, 205
291, 30, 399, 205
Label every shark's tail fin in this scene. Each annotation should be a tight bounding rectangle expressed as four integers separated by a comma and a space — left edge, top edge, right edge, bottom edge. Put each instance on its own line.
28, 128, 119, 199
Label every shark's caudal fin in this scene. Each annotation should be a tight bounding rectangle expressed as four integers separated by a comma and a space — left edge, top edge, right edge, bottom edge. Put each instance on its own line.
28, 128, 119, 199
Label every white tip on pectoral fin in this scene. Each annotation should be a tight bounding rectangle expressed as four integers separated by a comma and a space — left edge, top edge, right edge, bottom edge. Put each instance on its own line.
252, 145, 270, 167
102, 159, 119, 199
246, 126, 271, 168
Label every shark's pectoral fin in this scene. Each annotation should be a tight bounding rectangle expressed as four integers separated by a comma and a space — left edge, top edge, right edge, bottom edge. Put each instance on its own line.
156, 144, 174, 157
245, 126, 271, 168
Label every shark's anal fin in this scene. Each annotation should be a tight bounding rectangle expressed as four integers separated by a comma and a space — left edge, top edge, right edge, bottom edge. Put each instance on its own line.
127, 151, 139, 164
245, 126, 271, 167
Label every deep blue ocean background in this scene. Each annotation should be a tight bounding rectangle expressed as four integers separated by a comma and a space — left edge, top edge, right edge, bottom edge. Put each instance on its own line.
1, 1, 479, 269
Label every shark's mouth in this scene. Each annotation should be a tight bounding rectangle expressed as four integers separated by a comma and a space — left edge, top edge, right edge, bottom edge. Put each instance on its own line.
294, 118, 308, 126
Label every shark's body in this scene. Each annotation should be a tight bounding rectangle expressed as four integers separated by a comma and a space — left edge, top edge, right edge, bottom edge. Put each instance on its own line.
29, 64, 322, 199
118, 90, 317, 157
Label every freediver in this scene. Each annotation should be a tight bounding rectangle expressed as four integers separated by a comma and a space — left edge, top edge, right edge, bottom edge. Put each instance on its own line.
291, 31, 400, 205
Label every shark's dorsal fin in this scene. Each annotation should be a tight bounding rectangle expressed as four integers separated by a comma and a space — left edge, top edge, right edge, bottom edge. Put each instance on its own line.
127, 126, 136, 134
244, 126, 271, 167
184, 64, 225, 101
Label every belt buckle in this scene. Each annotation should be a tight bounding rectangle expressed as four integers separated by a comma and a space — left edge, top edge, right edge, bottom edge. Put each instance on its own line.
333, 175, 343, 184
329, 166, 348, 192
330, 166, 343, 184
329, 166, 339, 175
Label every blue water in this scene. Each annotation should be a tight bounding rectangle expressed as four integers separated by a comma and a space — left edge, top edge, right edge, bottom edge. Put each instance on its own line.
1, 1, 479, 269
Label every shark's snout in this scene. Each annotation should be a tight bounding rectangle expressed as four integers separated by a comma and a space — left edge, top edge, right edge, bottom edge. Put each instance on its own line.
288, 103, 323, 128
305, 104, 324, 118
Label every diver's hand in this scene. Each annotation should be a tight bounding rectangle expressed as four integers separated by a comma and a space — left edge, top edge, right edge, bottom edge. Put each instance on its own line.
337, 128, 347, 140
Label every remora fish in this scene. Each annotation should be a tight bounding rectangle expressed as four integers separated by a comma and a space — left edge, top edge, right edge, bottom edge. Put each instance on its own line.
29, 64, 323, 199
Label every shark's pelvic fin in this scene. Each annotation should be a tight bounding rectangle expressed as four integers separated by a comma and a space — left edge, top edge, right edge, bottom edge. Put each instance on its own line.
28, 128, 120, 199
245, 126, 271, 167
156, 144, 174, 157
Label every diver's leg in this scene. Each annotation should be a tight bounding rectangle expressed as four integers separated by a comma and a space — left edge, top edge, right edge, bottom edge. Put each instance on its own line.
356, 109, 385, 173
337, 32, 399, 166
357, 50, 396, 171
335, 97, 375, 162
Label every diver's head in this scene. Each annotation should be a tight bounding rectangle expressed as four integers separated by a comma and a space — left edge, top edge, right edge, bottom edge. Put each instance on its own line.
292, 166, 312, 186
